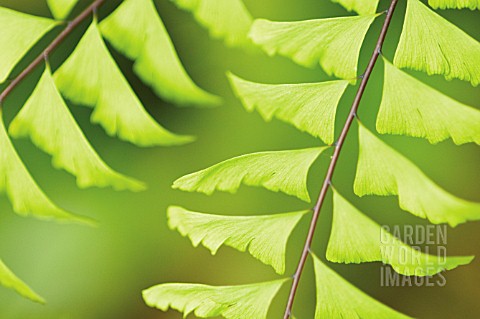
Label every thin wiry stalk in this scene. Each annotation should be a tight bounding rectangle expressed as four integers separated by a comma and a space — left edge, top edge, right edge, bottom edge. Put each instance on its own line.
283, 0, 399, 317
0, 0, 106, 104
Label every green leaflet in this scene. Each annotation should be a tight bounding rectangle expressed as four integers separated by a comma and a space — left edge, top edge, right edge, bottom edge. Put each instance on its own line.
54, 20, 194, 147
0, 259, 44, 303
228, 73, 349, 145
312, 254, 412, 319
428, 0, 479, 10
354, 124, 480, 227
170, 0, 254, 48
9, 66, 145, 191
172, 147, 327, 202
249, 14, 378, 81
394, 0, 480, 86
168, 206, 309, 274
143, 279, 288, 319
0, 7, 58, 83
331, 0, 380, 15
378, 58, 480, 145
0, 111, 93, 225
99, 0, 221, 107
327, 191, 474, 276
46, 0, 79, 19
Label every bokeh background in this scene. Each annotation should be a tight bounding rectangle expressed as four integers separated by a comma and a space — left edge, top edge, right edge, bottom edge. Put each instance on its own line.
0, 0, 478, 318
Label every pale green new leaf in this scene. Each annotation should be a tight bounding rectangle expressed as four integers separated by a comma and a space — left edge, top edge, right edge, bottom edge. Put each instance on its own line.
172, 147, 327, 202
249, 14, 378, 80
9, 66, 145, 191
394, 0, 480, 86
428, 0, 479, 10
143, 279, 288, 319
0, 112, 93, 225
170, 0, 254, 48
312, 254, 412, 319
168, 206, 309, 274
54, 20, 193, 147
0, 7, 58, 83
331, 0, 380, 15
327, 191, 474, 276
46, 0, 79, 20
378, 58, 480, 145
228, 73, 349, 144
0, 259, 44, 303
354, 124, 480, 227
99, 0, 220, 107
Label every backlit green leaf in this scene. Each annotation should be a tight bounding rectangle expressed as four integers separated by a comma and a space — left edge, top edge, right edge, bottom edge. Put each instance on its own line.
54, 20, 194, 147
428, 0, 479, 10
249, 14, 378, 80
168, 206, 309, 274
0, 111, 93, 225
172, 147, 327, 202
312, 254, 412, 319
143, 279, 288, 319
331, 0, 380, 15
228, 73, 349, 144
327, 191, 474, 276
9, 66, 146, 191
0, 259, 44, 303
354, 124, 480, 227
394, 0, 480, 86
0, 7, 58, 83
46, 0, 79, 20
99, 0, 221, 107
170, 0, 254, 48
378, 58, 480, 145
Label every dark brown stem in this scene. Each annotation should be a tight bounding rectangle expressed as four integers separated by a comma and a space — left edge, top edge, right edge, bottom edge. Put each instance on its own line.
0, 0, 106, 104
283, 0, 399, 318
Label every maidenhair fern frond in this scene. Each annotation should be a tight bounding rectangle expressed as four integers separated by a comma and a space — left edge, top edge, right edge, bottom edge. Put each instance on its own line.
0, 259, 44, 304
46, 0, 79, 20
99, 0, 221, 107
9, 66, 146, 191
354, 124, 480, 227
377, 58, 480, 145
228, 73, 349, 145
394, 0, 480, 86
54, 20, 194, 147
327, 191, 474, 276
143, 279, 288, 319
168, 206, 309, 274
249, 14, 378, 80
331, 0, 380, 15
172, 147, 327, 202
428, 0, 479, 10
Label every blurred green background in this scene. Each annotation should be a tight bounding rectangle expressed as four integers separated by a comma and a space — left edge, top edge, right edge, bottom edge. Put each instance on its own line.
0, 0, 478, 318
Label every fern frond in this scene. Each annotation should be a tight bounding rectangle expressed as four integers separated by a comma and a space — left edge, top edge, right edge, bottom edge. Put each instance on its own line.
168, 206, 309, 274
428, 0, 479, 10
0, 7, 58, 83
173, 147, 327, 202
0, 112, 93, 225
312, 254, 412, 319
46, 0, 79, 20
394, 0, 480, 86
331, 0, 380, 15
99, 0, 221, 107
228, 73, 349, 145
143, 279, 288, 319
354, 124, 480, 227
54, 20, 194, 147
378, 58, 480, 145
327, 191, 474, 276
249, 14, 378, 80
0, 259, 44, 303
9, 66, 146, 191
170, 0, 254, 48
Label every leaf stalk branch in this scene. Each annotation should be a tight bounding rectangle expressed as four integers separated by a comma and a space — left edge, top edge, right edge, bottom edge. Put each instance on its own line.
282, 0, 399, 317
